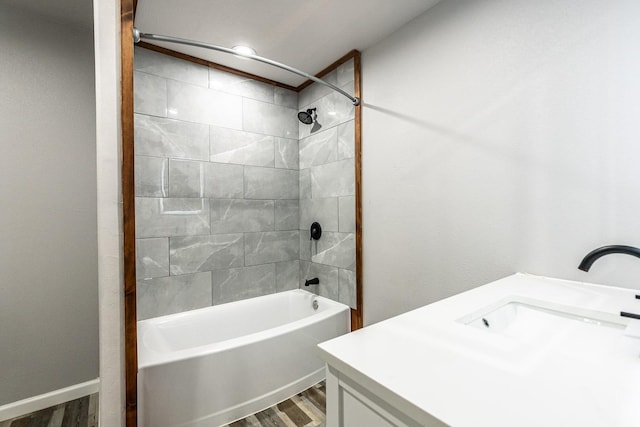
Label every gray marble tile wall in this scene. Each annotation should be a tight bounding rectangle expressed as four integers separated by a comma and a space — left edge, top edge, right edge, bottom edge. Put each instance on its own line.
298, 59, 357, 309
133, 47, 300, 320
134, 48, 357, 318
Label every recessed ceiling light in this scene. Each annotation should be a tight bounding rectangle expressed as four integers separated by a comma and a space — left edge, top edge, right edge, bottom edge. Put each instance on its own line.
232, 45, 257, 58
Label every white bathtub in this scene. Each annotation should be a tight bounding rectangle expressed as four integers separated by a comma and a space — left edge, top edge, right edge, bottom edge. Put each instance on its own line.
137, 289, 350, 427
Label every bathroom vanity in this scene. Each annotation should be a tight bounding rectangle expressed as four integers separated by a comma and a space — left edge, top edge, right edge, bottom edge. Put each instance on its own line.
318, 274, 640, 427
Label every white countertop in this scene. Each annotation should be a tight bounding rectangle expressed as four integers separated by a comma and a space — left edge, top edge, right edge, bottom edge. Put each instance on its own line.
318, 273, 640, 427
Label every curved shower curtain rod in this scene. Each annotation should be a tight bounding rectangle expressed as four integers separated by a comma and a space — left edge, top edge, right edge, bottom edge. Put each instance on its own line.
133, 28, 360, 106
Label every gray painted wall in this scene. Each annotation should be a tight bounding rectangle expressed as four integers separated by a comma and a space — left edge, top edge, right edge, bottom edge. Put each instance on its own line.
362, 0, 640, 325
0, 4, 98, 405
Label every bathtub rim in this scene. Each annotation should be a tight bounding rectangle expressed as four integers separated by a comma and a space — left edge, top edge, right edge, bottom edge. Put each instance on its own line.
137, 289, 350, 369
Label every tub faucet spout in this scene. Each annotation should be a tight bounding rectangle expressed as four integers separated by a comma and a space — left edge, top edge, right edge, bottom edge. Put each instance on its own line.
304, 278, 319, 286
578, 245, 640, 272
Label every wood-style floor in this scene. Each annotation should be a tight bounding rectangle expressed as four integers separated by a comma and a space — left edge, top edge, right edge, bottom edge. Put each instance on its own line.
0, 382, 322, 427
0, 394, 98, 427
225, 382, 326, 427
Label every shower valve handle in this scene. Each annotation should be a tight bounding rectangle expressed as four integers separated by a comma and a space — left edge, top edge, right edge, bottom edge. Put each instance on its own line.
310, 222, 322, 241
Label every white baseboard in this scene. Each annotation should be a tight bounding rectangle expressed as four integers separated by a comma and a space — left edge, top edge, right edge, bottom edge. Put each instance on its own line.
0, 379, 99, 422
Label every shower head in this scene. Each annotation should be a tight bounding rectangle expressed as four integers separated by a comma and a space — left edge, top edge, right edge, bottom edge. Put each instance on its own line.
298, 108, 317, 125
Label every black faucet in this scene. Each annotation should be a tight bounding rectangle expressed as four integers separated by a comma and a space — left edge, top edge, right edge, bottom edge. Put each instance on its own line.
578, 245, 640, 272
304, 277, 319, 286
578, 245, 640, 319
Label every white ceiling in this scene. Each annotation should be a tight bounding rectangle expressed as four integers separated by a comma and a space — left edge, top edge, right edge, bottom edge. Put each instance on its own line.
4, 0, 441, 86
135, 0, 441, 87
3, 0, 93, 30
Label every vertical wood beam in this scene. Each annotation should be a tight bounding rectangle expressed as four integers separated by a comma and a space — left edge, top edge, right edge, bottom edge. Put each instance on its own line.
120, 0, 137, 425
353, 51, 364, 330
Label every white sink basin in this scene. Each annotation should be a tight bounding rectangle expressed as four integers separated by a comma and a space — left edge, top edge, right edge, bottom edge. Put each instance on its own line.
459, 297, 629, 360
467, 301, 623, 335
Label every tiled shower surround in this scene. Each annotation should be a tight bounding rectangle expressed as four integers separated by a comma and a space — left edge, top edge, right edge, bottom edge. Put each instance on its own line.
134, 47, 355, 319
298, 61, 356, 308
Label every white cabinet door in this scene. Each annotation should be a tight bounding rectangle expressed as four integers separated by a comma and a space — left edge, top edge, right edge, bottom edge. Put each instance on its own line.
341, 388, 399, 427
326, 365, 446, 427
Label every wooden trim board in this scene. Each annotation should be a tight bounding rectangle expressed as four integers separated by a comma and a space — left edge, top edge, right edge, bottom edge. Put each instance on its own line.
121, 0, 138, 425
134, 42, 358, 95
136, 42, 298, 91
295, 49, 360, 92
353, 51, 364, 330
